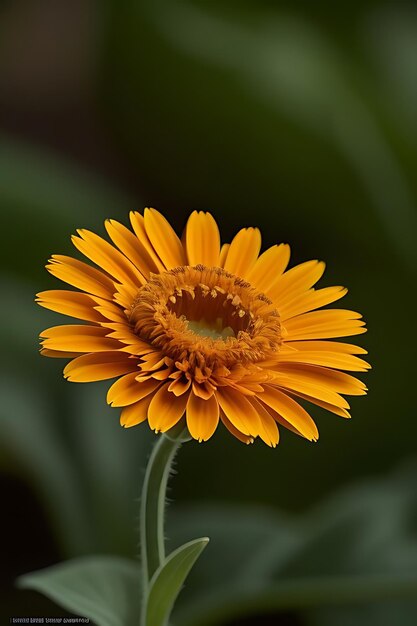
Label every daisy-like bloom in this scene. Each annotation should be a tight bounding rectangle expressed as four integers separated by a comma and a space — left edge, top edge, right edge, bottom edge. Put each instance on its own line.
37, 209, 369, 446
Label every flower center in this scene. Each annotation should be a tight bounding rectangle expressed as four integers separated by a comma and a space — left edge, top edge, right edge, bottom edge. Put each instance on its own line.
129, 265, 281, 367
187, 319, 235, 340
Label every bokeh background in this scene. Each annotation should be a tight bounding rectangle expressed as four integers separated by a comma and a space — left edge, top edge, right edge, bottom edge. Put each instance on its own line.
1, 1, 417, 624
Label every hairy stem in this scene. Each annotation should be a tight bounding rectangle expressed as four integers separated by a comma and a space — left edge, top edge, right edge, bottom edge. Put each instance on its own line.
140, 424, 189, 592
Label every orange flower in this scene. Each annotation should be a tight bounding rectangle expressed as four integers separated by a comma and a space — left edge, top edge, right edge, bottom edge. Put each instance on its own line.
37, 209, 369, 446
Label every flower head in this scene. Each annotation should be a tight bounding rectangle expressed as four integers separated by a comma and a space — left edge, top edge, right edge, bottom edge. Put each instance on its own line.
37, 209, 369, 446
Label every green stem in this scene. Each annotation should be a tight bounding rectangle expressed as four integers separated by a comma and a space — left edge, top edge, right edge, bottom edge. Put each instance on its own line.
140, 423, 189, 593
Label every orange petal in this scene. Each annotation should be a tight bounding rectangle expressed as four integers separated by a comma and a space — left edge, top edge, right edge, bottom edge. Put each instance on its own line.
184, 211, 221, 267
277, 350, 370, 372
285, 325, 367, 341
246, 244, 290, 294
120, 340, 155, 357
120, 394, 154, 428
40, 349, 81, 358
36, 290, 106, 323
279, 286, 348, 320
186, 392, 219, 442
151, 367, 174, 381
105, 323, 152, 351
275, 363, 367, 396
95, 304, 127, 323
63, 352, 138, 382
260, 386, 319, 441
129, 211, 166, 272
105, 219, 158, 278
72, 229, 145, 286
107, 373, 161, 407
147, 383, 189, 432
168, 376, 192, 396
216, 386, 262, 436
223, 227, 261, 277
283, 309, 367, 340
40, 324, 122, 353
288, 390, 351, 418
192, 380, 216, 400
285, 309, 363, 329
219, 243, 230, 267
284, 340, 368, 355
249, 398, 279, 447
269, 260, 325, 302
262, 404, 312, 439
220, 411, 253, 444
271, 372, 351, 409
144, 208, 186, 269
47, 255, 115, 299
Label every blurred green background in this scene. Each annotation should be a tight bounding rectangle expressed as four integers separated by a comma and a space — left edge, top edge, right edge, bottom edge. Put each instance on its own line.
1, 0, 417, 624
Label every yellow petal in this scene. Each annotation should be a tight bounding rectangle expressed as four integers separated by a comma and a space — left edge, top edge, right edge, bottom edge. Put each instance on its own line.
223, 227, 261, 277
105, 325, 154, 357
219, 243, 230, 267
192, 380, 216, 400
285, 309, 363, 329
63, 352, 138, 382
277, 350, 370, 372
105, 219, 158, 278
284, 340, 368, 355
246, 244, 290, 294
139, 352, 166, 371
168, 376, 192, 396
286, 325, 367, 340
107, 373, 161, 407
185, 211, 221, 267
113, 282, 138, 310
269, 260, 325, 302
40, 349, 81, 358
120, 394, 154, 428
47, 255, 115, 299
249, 398, 279, 447
36, 290, 106, 323
275, 363, 367, 396
279, 286, 348, 320
72, 229, 145, 286
147, 383, 189, 432
262, 404, 313, 439
216, 386, 262, 436
144, 208, 186, 269
186, 392, 219, 442
289, 390, 351, 418
275, 378, 350, 409
94, 304, 127, 323
40, 324, 122, 353
283, 309, 367, 340
120, 340, 154, 356
260, 386, 319, 441
129, 211, 166, 272
220, 412, 253, 444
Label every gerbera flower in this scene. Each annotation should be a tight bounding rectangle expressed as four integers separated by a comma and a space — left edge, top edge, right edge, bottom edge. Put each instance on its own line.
37, 209, 369, 447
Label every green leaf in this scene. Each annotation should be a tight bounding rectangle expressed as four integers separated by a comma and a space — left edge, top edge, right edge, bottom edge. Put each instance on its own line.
144, 537, 209, 626
170, 465, 417, 625
17, 556, 141, 626
176, 573, 417, 626
167, 504, 299, 593
278, 462, 417, 580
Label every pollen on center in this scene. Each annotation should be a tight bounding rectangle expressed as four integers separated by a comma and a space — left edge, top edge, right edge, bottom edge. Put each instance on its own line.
128, 264, 281, 370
